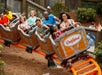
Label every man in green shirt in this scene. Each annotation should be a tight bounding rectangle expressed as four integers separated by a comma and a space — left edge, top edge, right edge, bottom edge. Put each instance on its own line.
36, 19, 49, 37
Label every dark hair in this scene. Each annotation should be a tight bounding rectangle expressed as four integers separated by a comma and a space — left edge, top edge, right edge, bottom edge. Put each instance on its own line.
19, 15, 26, 23
35, 19, 41, 22
91, 22, 95, 25
3, 9, 9, 15
59, 11, 70, 22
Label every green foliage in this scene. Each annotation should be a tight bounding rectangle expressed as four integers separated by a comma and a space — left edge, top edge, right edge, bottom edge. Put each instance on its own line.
96, 2, 102, 16
0, 45, 6, 75
0, 5, 11, 12
96, 41, 102, 50
95, 41, 102, 68
77, 8, 96, 22
0, 70, 6, 75
0, 45, 3, 50
52, 1, 69, 17
0, 45, 3, 53
6, 5, 12, 11
0, 61, 5, 66
0, 5, 5, 11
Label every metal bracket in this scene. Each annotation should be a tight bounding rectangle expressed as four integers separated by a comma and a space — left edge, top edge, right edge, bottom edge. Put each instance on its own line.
26, 46, 33, 53
45, 54, 57, 68
4, 39, 12, 47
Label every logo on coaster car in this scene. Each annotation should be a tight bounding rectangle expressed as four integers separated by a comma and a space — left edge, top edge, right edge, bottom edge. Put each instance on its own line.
64, 34, 81, 46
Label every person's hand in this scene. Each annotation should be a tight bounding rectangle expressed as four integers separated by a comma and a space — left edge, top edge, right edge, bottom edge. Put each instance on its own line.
6, 27, 10, 30
74, 22, 80, 27
25, 26, 30, 29
61, 28, 66, 32
21, 27, 26, 31
45, 25, 49, 29
46, 24, 51, 27
4, 23, 8, 26
40, 34, 43, 38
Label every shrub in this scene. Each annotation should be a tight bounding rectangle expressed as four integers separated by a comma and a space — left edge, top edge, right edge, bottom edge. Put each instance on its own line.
77, 8, 96, 22
0, 60, 6, 75
52, 1, 69, 17
95, 41, 102, 68
0, 45, 6, 75
0, 45, 3, 53
96, 2, 102, 16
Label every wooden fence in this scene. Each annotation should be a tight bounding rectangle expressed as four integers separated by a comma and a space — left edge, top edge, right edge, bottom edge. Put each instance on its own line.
26, 0, 47, 18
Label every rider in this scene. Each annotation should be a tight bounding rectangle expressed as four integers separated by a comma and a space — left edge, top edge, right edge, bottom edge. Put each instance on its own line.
53, 25, 62, 39
0, 11, 9, 27
59, 11, 76, 32
4, 9, 13, 21
28, 10, 37, 28
18, 15, 31, 34
36, 19, 49, 38
43, 11, 59, 35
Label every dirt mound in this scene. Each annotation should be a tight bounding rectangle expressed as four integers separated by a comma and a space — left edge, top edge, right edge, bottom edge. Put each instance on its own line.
0, 45, 72, 75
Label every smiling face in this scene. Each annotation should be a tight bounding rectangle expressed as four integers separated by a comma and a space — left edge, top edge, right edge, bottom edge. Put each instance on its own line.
53, 26, 58, 31
59, 12, 70, 22
43, 11, 49, 19
36, 20, 42, 27
62, 14, 68, 21
19, 16, 25, 23
30, 10, 35, 17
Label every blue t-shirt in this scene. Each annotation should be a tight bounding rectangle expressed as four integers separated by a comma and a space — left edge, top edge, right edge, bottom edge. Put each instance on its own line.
43, 14, 56, 25
28, 16, 37, 26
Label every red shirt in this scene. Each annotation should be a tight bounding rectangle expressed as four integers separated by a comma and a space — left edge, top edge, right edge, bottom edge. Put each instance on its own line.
0, 15, 9, 25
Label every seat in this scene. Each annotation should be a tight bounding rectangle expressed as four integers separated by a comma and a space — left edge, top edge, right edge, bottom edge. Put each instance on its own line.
35, 31, 55, 55
18, 27, 39, 53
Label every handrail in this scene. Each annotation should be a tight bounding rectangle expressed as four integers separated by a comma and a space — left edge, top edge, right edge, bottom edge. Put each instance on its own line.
26, 0, 47, 11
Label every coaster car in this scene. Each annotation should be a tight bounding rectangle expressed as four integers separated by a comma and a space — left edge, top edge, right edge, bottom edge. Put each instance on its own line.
47, 26, 101, 75
53, 26, 89, 60
18, 26, 39, 53
0, 19, 20, 44
35, 31, 57, 68
35, 31, 55, 55
35, 26, 90, 67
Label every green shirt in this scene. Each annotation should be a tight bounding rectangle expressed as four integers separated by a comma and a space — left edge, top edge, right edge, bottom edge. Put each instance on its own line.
37, 26, 47, 35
